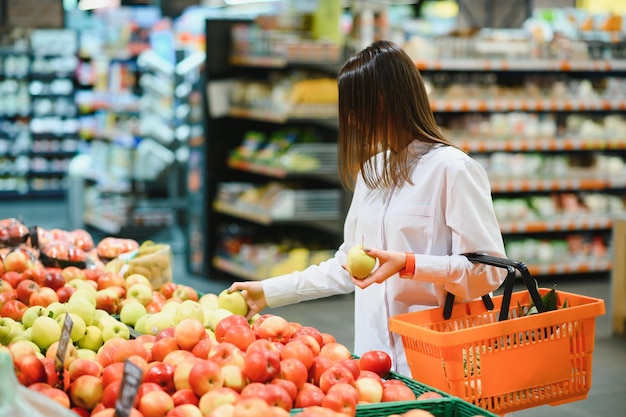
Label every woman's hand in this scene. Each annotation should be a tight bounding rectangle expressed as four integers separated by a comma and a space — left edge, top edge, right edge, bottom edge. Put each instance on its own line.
348, 248, 407, 289
228, 281, 267, 320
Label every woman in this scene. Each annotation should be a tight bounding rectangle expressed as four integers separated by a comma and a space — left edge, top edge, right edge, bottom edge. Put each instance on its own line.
228, 40, 506, 377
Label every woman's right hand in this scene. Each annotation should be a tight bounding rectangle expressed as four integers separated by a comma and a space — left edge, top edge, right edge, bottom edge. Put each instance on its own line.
228, 281, 267, 320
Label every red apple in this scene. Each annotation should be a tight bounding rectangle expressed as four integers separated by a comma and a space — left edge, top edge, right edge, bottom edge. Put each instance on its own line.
41, 357, 69, 390
280, 339, 315, 371
56, 285, 76, 303
243, 348, 281, 383
39, 385, 72, 408
69, 374, 104, 410
359, 350, 392, 378
214, 314, 249, 342
188, 359, 224, 397
95, 288, 121, 314
354, 375, 384, 403
166, 404, 203, 417
293, 326, 324, 347
321, 382, 358, 416
320, 333, 336, 346
173, 357, 202, 391
294, 383, 325, 408
279, 357, 308, 389
174, 317, 206, 350
68, 357, 103, 382
163, 349, 196, 368
258, 383, 292, 411
417, 391, 444, 400
113, 339, 150, 363
220, 364, 248, 392
136, 382, 165, 404
97, 271, 125, 290
255, 315, 292, 343
4, 249, 31, 272
171, 388, 199, 407
337, 358, 361, 380
101, 380, 122, 408
159, 282, 178, 299
14, 353, 47, 386
101, 362, 125, 388
29, 286, 58, 307
152, 336, 180, 362
0, 290, 16, 310
16, 279, 40, 304
0, 299, 27, 320
308, 355, 333, 386
357, 370, 383, 384
222, 324, 256, 352
144, 361, 176, 394
271, 377, 298, 402
0, 279, 13, 294
191, 338, 218, 359
198, 386, 240, 415
381, 382, 417, 402
319, 342, 352, 363
318, 364, 355, 394
172, 285, 198, 302
208, 342, 245, 368
43, 269, 66, 291
292, 334, 321, 357
138, 388, 175, 417
2, 270, 24, 288
155, 326, 176, 341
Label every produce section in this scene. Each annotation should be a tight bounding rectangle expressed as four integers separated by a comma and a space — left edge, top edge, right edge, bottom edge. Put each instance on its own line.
0, 217, 496, 417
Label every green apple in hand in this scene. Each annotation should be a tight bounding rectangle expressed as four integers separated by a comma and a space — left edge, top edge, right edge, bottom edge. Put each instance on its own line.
346, 245, 377, 279
217, 289, 248, 316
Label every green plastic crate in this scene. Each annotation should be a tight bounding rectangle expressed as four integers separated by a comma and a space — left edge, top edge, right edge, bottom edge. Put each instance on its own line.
355, 398, 499, 417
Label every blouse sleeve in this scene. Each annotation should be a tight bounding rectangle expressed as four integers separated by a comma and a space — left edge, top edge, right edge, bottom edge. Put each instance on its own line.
411, 158, 508, 301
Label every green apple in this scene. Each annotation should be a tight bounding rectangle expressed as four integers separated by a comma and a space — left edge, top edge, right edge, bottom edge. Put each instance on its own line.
102, 320, 131, 342
206, 308, 233, 331
45, 301, 67, 319
199, 293, 219, 310
56, 313, 87, 342
0, 317, 23, 345
119, 300, 147, 327
346, 245, 377, 279
66, 296, 96, 326
93, 309, 110, 325
21, 306, 48, 329
76, 348, 97, 359
161, 301, 180, 316
69, 286, 97, 306
144, 311, 175, 336
77, 325, 104, 351
126, 283, 153, 306
8, 340, 41, 357
5, 327, 30, 344
133, 314, 151, 334
30, 316, 61, 350
174, 299, 205, 324
94, 314, 120, 332
217, 289, 248, 316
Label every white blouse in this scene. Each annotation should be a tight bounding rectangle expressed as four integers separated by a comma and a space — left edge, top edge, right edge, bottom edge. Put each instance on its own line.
262, 141, 507, 376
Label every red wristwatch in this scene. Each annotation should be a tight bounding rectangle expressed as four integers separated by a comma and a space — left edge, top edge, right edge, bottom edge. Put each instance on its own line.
399, 252, 415, 278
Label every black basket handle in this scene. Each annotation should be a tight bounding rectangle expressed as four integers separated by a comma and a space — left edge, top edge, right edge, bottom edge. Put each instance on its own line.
443, 253, 546, 321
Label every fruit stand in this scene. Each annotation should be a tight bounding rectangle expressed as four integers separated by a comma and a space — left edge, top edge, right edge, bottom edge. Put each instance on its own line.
0, 217, 497, 417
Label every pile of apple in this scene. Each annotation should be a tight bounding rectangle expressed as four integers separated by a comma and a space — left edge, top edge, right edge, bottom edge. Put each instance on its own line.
0, 230, 448, 417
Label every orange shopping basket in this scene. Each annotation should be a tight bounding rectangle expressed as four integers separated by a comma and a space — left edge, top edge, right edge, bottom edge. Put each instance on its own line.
389, 253, 606, 416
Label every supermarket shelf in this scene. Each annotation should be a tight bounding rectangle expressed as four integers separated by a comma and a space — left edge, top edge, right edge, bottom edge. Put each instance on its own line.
415, 58, 626, 72
489, 176, 626, 193
229, 106, 338, 124
526, 258, 612, 276
456, 137, 626, 153
229, 55, 344, 72
214, 199, 341, 225
213, 255, 266, 281
430, 98, 626, 113
499, 215, 613, 234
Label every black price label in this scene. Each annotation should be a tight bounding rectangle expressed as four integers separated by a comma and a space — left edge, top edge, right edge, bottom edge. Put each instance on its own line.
115, 359, 144, 417
55, 313, 73, 389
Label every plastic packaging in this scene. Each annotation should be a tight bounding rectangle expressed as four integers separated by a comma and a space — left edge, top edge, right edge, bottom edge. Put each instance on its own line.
0, 351, 76, 417
0, 218, 30, 248
96, 237, 139, 262
39, 240, 88, 268
105, 241, 173, 290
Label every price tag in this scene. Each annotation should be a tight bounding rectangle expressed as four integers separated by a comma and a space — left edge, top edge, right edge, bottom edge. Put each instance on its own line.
55, 313, 73, 388
115, 359, 144, 417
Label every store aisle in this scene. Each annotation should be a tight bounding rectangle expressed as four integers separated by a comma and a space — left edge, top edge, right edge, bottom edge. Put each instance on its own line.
1, 199, 625, 417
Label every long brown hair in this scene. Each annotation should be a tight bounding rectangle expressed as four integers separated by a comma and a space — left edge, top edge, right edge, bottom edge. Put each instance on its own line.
337, 40, 455, 191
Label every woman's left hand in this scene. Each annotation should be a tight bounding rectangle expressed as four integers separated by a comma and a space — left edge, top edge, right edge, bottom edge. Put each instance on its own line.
346, 247, 407, 289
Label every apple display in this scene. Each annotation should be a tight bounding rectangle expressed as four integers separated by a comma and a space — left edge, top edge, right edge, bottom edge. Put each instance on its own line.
346, 245, 377, 279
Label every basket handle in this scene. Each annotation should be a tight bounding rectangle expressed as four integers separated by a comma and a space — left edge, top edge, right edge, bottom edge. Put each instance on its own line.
442, 253, 546, 321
